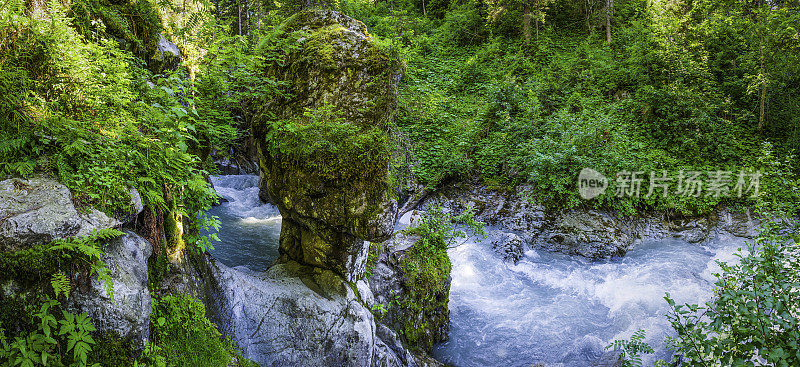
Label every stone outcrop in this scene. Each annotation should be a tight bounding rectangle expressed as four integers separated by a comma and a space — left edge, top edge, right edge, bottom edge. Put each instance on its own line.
0, 176, 151, 349
68, 230, 152, 349
417, 180, 759, 259
252, 9, 403, 280
194, 256, 414, 367
0, 176, 121, 252
490, 231, 525, 263
155, 34, 182, 72
367, 233, 451, 353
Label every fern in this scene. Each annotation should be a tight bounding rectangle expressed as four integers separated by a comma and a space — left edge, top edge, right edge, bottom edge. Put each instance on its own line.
51, 271, 71, 300
48, 229, 123, 302
0, 136, 29, 154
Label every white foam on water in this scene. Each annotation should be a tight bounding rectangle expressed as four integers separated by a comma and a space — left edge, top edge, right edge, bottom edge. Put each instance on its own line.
240, 216, 282, 225
434, 231, 748, 367
205, 175, 282, 272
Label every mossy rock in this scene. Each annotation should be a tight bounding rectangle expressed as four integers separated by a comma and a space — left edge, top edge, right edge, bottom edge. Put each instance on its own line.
367, 233, 452, 353
252, 9, 403, 280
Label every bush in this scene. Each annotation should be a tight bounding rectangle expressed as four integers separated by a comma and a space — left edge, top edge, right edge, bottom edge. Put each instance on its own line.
662, 212, 800, 365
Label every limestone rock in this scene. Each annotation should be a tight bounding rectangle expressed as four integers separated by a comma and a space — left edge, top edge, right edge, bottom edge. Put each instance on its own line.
252, 9, 402, 280
196, 257, 410, 367
68, 230, 152, 349
112, 186, 144, 225
417, 181, 759, 259
489, 231, 526, 264
0, 176, 120, 251
156, 35, 182, 72
537, 210, 631, 258
368, 233, 450, 352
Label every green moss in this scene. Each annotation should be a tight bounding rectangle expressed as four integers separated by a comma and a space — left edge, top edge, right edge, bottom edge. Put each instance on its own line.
301, 24, 347, 68
364, 241, 381, 280
147, 251, 170, 292
396, 241, 451, 351
88, 331, 136, 366
164, 200, 186, 254
262, 105, 391, 185
0, 242, 67, 288
0, 289, 38, 337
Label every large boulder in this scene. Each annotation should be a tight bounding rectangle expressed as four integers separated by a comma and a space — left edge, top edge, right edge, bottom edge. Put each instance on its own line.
252, 9, 403, 280
155, 35, 182, 72
0, 176, 120, 252
537, 210, 632, 258
0, 176, 151, 349
68, 230, 153, 349
196, 257, 412, 367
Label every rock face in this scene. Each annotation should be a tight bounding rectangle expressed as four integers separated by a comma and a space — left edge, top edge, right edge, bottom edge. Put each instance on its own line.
367, 233, 451, 352
0, 176, 120, 252
252, 9, 402, 280
490, 232, 525, 263
0, 176, 152, 350
156, 35, 182, 72
418, 181, 759, 259
196, 256, 414, 367
68, 230, 153, 349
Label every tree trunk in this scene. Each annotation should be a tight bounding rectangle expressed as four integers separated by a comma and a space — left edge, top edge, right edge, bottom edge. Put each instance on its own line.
238, 2, 242, 36
758, 42, 766, 130
523, 3, 532, 45
605, 0, 612, 43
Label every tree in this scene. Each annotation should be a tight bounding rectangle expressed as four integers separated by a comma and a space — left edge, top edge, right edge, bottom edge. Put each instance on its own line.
521, 0, 555, 44
604, 0, 612, 43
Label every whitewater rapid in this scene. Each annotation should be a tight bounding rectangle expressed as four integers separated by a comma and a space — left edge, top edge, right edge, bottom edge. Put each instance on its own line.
432, 230, 746, 366
205, 175, 282, 272
207, 175, 747, 366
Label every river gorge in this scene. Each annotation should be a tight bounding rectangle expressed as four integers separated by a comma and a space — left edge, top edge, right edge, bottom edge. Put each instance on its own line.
206, 174, 751, 366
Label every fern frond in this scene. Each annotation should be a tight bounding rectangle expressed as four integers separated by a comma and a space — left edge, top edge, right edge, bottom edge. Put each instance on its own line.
51, 271, 71, 300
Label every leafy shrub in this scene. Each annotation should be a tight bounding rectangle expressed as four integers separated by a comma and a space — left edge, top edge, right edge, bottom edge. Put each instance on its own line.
0, 299, 99, 367
662, 212, 800, 365
606, 329, 655, 367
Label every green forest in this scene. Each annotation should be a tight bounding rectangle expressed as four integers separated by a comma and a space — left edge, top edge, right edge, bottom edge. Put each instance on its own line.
1, 0, 800, 365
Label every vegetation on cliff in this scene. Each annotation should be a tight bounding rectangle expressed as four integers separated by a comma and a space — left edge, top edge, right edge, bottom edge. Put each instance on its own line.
1, 0, 799, 364
339, 0, 800, 215
390, 207, 485, 351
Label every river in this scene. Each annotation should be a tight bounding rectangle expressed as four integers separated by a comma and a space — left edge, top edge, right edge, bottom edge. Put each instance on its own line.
207, 174, 747, 366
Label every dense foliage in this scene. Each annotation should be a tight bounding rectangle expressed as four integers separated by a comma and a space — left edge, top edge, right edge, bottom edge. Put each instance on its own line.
0, 0, 279, 364
144, 294, 256, 367
338, 0, 800, 215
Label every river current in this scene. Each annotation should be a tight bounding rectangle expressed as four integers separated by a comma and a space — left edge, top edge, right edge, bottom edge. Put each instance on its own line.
207, 174, 747, 366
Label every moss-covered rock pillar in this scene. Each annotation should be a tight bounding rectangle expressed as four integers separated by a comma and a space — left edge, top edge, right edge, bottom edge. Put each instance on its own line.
252, 9, 402, 281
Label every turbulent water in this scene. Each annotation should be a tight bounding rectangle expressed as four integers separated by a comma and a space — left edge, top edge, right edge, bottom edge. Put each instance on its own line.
205, 175, 282, 272
206, 176, 748, 366
432, 231, 747, 367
